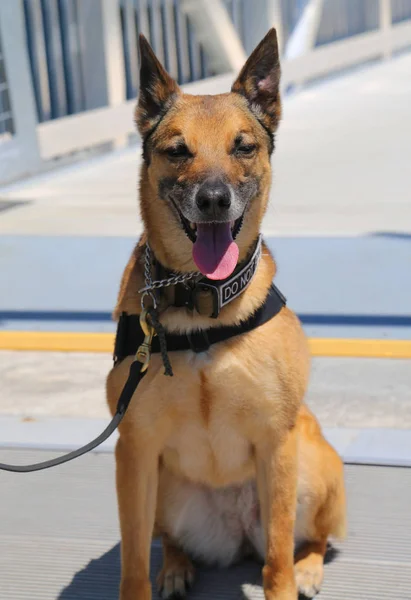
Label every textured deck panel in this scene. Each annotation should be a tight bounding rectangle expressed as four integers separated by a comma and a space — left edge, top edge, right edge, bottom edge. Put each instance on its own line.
1, 449, 410, 600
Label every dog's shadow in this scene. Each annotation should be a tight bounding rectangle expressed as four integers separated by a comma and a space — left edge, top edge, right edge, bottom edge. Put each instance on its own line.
58, 543, 121, 600
58, 541, 262, 600
58, 542, 340, 600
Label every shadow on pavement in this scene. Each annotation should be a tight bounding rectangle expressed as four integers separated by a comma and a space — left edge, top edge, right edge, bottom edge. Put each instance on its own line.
59, 544, 120, 600
58, 542, 262, 600
372, 232, 411, 240
59, 542, 340, 599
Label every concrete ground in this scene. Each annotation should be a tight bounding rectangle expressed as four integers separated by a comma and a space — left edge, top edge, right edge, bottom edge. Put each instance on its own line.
2, 453, 410, 600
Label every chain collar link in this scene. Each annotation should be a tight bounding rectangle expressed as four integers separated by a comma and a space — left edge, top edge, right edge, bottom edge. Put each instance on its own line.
138, 244, 199, 303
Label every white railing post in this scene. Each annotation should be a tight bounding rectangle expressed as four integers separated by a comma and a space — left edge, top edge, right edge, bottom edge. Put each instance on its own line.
0, 0, 41, 182
181, 0, 247, 73
268, 0, 284, 56
77, 0, 108, 110
101, 0, 127, 147
379, 0, 393, 59
285, 0, 325, 60
77, 0, 126, 112
100, 0, 126, 108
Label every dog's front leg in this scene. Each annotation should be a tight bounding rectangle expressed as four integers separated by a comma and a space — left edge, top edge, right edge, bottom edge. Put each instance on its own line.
256, 426, 298, 600
116, 435, 159, 600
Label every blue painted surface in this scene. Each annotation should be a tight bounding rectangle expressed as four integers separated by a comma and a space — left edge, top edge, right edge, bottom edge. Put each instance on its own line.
0, 235, 410, 338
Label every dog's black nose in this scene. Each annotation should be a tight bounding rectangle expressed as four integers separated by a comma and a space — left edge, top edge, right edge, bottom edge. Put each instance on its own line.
196, 180, 231, 215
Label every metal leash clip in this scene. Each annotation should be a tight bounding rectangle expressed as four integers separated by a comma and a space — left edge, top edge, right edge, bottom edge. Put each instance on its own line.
135, 309, 156, 372
140, 289, 157, 310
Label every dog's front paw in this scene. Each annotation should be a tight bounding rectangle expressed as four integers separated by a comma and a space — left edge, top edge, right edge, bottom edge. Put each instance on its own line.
157, 558, 195, 599
294, 556, 323, 598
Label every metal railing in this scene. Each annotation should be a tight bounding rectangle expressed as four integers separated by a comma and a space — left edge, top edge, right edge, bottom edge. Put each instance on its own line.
0, 29, 14, 139
317, 0, 411, 45
23, 0, 86, 122
22, 0, 309, 120
392, 0, 411, 22
0, 0, 410, 185
119, 0, 211, 100
317, 0, 380, 46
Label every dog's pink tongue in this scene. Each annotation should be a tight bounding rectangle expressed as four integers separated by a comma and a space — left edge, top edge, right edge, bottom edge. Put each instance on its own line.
193, 223, 239, 280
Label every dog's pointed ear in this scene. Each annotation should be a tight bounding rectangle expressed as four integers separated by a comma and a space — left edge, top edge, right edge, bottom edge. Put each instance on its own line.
231, 28, 281, 132
136, 35, 180, 138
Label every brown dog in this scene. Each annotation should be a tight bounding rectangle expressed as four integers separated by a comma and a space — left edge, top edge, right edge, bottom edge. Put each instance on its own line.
107, 29, 346, 600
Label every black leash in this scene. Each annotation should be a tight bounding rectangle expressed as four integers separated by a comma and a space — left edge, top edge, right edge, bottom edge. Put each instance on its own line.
0, 309, 161, 474
0, 360, 145, 473
0, 286, 285, 473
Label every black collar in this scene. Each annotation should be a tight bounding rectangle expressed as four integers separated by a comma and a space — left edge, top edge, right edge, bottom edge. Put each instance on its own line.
154, 235, 263, 318
114, 283, 286, 362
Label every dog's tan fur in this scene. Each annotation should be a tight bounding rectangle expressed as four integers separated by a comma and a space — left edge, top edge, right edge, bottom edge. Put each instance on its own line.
107, 30, 346, 600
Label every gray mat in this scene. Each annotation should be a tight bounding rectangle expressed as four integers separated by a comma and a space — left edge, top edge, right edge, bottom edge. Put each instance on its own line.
1, 449, 410, 600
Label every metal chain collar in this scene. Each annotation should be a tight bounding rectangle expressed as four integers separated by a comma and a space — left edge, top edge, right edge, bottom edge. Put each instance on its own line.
138, 243, 199, 308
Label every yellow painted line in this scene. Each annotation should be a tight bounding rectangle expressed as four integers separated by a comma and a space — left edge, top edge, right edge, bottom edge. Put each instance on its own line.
0, 331, 410, 359
308, 338, 411, 359
0, 331, 114, 353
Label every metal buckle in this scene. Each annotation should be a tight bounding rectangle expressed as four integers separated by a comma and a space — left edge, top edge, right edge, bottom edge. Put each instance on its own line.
192, 282, 220, 319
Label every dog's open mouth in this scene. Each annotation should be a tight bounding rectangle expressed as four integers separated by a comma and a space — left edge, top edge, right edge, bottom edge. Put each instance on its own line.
178, 213, 244, 281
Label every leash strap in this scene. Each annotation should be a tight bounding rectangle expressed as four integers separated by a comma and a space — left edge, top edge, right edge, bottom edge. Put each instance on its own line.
0, 360, 146, 473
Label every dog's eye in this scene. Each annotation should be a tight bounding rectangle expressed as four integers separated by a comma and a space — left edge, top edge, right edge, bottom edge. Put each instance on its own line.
165, 144, 191, 160
235, 143, 257, 157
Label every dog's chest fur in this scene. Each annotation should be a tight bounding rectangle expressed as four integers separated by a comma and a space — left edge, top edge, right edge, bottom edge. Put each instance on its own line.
162, 411, 254, 487
147, 344, 281, 488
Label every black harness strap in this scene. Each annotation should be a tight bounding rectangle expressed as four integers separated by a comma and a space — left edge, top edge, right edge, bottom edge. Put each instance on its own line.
114, 283, 286, 361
